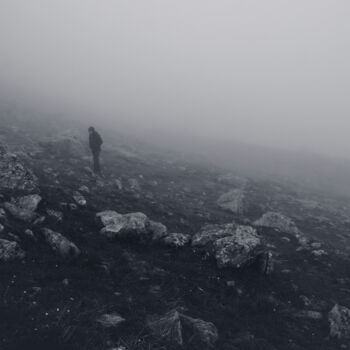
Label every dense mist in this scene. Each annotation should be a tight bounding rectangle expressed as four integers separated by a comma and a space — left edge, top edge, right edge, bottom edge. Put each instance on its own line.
1, 0, 350, 159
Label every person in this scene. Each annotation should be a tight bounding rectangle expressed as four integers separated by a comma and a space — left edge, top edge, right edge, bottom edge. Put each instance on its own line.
88, 126, 103, 175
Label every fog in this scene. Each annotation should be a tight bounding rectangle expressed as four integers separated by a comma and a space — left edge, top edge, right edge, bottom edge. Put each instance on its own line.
1, 0, 350, 159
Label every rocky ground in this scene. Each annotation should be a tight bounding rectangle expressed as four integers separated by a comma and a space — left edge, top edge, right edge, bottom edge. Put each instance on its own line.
0, 115, 350, 350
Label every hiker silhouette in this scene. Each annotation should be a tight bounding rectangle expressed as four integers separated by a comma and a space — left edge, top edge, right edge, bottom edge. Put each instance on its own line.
88, 126, 103, 175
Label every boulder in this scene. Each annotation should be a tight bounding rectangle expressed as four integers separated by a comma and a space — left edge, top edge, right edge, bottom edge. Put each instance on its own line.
193, 223, 269, 271
4, 194, 42, 222
41, 228, 80, 258
97, 211, 149, 240
254, 212, 300, 235
217, 188, 245, 214
213, 226, 262, 269
147, 309, 218, 348
0, 146, 38, 194
329, 304, 350, 339
0, 238, 25, 261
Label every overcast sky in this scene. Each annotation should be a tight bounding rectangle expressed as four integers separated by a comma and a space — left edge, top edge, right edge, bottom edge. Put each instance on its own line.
1, 0, 350, 157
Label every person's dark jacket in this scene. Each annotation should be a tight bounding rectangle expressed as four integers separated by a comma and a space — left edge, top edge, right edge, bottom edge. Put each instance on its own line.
89, 131, 103, 153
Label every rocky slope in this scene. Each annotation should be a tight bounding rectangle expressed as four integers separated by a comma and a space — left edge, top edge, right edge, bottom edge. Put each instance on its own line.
0, 115, 350, 350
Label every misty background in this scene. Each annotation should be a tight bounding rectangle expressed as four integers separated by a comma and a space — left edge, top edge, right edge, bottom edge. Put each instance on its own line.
1, 0, 350, 194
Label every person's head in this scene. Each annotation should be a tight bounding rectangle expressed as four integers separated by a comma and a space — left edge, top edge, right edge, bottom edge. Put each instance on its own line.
88, 126, 95, 134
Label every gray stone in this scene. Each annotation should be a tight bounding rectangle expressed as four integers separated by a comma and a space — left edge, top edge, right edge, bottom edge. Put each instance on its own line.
97, 313, 125, 328
73, 192, 87, 206
0, 238, 25, 261
149, 220, 168, 241
192, 223, 237, 247
213, 225, 261, 269
46, 209, 63, 222
97, 210, 168, 243
181, 314, 218, 347
0, 208, 6, 220
217, 188, 245, 214
160, 233, 191, 247
41, 228, 80, 258
329, 304, 350, 339
254, 212, 300, 235
4, 194, 41, 222
147, 310, 218, 348
295, 310, 323, 320
0, 146, 38, 194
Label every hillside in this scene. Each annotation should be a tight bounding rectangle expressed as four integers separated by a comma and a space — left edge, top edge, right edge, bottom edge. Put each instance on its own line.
0, 115, 350, 350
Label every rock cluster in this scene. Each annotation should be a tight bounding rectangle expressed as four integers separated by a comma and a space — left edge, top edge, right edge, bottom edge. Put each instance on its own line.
96, 210, 191, 247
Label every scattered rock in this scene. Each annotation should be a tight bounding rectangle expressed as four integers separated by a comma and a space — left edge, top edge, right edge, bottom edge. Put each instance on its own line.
149, 220, 168, 241
295, 310, 323, 320
0, 208, 6, 221
192, 223, 237, 247
181, 314, 218, 348
329, 304, 350, 339
78, 185, 90, 194
0, 238, 25, 261
147, 309, 218, 348
33, 215, 46, 226
160, 233, 191, 247
73, 192, 87, 206
24, 229, 36, 240
254, 212, 300, 235
97, 313, 126, 328
311, 249, 327, 257
114, 179, 123, 190
41, 228, 80, 258
0, 145, 39, 194
217, 188, 245, 215
128, 178, 140, 191
3, 194, 42, 222
46, 209, 63, 222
